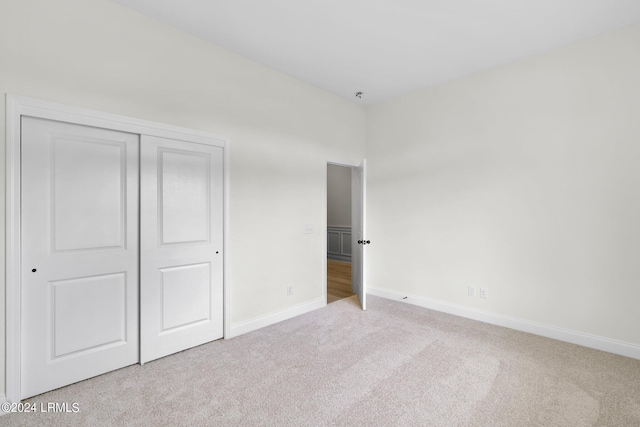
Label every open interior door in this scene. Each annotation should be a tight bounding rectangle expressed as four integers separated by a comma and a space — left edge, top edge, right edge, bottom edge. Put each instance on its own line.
351, 160, 367, 310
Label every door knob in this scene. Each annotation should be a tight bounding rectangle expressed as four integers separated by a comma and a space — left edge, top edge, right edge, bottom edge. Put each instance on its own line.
357, 240, 371, 245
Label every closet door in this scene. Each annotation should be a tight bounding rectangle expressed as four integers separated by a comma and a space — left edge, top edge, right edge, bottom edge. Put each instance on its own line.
21, 117, 140, 398
140, 135, 224, 363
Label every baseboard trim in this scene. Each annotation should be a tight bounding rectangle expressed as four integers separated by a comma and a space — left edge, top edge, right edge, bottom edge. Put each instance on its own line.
229, 297, 326, 338
368, 287, 640, 360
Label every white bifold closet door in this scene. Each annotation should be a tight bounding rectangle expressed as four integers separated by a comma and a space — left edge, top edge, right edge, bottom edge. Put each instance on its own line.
21, 117, 140, 398
21, 118, 224, 399
140, 135, 223, 363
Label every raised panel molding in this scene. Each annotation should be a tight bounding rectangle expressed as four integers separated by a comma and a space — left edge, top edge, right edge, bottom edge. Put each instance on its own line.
159, 148, 211, 245
160, 263, 211, 332
52, 136, 126, 252
327, 226, 351, 262
51, 273, 127, 359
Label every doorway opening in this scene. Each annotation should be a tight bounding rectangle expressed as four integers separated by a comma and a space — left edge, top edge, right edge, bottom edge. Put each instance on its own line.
326, 164, 355, 303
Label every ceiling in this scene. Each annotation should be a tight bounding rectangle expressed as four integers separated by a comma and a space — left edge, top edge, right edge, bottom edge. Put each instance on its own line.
111, 0, 640, 105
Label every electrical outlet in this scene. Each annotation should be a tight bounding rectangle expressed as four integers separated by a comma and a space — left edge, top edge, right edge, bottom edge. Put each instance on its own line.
304, 224, 314, 234
287, 285, 293, 296
468, 286, 477, 297
479, 287, 487, 299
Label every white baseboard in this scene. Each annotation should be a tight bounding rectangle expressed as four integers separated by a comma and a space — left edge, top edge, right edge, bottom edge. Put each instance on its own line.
229, 297, 326, 338
368, 287, 640, 360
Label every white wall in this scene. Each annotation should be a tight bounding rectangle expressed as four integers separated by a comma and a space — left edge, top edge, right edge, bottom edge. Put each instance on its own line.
0, 0, 365, 397
366, 24, 640, 347
4, 0, 639, 401
327, 164, 352, 227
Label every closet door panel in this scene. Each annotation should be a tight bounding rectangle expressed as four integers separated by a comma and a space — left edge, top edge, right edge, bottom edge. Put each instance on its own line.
141, 135, 224, 363
21, 117, 139, 399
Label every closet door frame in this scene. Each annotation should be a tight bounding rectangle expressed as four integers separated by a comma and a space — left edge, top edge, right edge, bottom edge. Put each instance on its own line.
5, 94, 230, 404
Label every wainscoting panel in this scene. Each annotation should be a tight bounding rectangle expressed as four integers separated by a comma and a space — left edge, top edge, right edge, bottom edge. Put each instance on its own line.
327, 226, 351, 262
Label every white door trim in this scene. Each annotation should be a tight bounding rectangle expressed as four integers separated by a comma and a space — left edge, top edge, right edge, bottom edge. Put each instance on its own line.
4, 94, 231, 403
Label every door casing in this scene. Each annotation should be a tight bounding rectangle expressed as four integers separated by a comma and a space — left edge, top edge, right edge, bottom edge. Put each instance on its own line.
5, 94, 230, 403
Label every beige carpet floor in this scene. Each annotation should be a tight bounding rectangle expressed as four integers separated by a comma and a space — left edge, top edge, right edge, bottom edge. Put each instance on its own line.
4, 295, 640, 426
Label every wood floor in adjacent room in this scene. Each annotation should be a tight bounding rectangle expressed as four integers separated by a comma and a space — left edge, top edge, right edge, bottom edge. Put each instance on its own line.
327, 259, 353, 303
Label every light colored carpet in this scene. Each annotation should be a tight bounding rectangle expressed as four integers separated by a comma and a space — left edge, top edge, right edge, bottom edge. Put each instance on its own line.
4, 295, 640, 426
